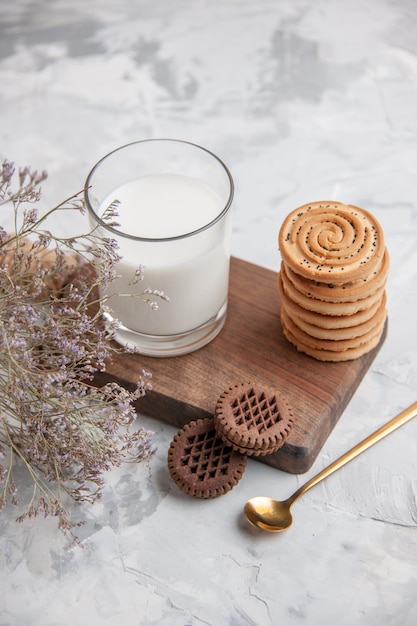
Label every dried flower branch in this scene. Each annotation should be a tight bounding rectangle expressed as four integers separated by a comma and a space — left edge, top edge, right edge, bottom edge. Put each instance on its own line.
0, 159, 162, 545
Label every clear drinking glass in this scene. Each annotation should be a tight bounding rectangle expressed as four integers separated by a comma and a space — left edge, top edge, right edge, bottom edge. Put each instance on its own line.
84, 139, 234, 357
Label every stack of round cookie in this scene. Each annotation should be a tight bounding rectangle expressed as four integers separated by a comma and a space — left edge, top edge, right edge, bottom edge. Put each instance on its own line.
278, 201, 389, 362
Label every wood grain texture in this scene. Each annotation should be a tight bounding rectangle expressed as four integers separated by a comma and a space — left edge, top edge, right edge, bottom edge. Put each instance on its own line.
95, 256, 387, 474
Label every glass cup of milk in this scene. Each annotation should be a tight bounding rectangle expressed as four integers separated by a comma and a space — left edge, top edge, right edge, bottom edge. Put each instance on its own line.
84, 139, 234, 357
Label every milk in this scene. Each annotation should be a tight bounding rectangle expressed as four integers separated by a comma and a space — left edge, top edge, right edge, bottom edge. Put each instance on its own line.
98, 173, 231, 337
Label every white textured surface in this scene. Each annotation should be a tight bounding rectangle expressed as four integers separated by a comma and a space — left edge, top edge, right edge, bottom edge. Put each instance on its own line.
1, 1, 417, 624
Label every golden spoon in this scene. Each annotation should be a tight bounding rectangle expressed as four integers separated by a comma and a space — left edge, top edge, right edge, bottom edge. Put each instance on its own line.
244, 400, 417, 532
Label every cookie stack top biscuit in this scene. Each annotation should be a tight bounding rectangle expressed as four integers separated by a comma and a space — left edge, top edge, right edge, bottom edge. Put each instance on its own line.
279, 201, 386, 282
278, 201, 389, 362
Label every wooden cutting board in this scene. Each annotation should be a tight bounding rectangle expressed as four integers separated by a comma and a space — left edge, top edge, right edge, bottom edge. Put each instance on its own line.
95, 256, 387, 474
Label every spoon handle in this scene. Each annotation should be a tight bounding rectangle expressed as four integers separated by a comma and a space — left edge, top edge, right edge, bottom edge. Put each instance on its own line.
288, 400, 417, 505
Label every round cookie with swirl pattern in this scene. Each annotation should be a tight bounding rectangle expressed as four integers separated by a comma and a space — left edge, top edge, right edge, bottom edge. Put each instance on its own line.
279, 201, 386, 283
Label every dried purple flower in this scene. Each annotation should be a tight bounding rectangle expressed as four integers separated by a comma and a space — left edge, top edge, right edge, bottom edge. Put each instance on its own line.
0, 160, 163, 546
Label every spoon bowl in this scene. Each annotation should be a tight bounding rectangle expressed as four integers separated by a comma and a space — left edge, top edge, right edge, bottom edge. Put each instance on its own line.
244, 496, 293, 532
244, 401, 417, 532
